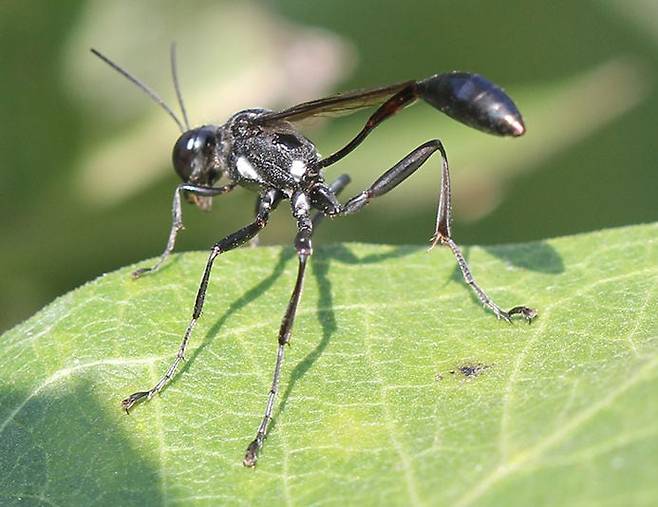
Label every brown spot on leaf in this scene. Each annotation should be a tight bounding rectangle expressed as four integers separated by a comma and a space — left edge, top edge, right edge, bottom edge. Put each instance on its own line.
458, 363, 490, 377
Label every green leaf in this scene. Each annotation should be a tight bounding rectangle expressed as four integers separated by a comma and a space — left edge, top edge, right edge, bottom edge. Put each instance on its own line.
1, 223, 657, 506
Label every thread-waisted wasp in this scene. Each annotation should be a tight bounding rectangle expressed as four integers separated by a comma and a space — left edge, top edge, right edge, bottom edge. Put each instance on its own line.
92, 45, 536, 467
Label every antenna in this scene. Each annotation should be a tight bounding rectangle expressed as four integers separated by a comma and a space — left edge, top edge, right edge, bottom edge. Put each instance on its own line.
90, 48, 186, 133
170, 43, 190, 130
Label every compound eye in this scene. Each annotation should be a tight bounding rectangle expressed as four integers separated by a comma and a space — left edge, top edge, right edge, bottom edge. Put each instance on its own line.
172, 126, 217, 182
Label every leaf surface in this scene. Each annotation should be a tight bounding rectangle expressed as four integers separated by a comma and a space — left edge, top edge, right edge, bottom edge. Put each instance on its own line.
1, 224, 657, 506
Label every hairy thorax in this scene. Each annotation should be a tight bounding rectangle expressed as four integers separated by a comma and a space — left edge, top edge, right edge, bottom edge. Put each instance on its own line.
222, 109, 321, 196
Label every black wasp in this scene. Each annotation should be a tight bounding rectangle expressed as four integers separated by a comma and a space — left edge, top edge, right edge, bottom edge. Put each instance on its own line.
92, 46, 536, 467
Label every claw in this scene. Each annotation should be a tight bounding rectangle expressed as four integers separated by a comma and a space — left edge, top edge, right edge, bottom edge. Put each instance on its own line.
121, 391, 150, 413
243, 439, 260, 468
131, 268, 151, 279
507, 306, 537, 323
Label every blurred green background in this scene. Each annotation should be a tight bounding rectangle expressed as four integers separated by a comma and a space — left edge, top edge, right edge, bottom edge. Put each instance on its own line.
1, 0, 657, 333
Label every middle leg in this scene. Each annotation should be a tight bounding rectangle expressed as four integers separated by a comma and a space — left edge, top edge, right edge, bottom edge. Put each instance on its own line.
121, 189, 282, 412
243, 176, 351, 467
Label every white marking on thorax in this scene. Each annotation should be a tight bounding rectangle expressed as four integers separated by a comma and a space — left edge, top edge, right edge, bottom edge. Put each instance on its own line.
293, 192, 310, 216
236, 156, 262, 181
290, 160, 307, 181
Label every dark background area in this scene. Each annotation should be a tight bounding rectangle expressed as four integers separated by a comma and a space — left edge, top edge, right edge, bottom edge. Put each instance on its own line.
1, 0, 657, 333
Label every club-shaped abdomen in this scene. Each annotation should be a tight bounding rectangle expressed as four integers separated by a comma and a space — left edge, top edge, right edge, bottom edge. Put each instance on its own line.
417, 72, 525, 137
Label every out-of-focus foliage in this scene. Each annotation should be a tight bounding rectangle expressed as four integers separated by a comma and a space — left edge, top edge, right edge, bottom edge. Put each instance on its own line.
1, 0, 657, 332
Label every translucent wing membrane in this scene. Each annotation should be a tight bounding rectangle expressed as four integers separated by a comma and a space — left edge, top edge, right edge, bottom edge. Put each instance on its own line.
255, 80, 415, 124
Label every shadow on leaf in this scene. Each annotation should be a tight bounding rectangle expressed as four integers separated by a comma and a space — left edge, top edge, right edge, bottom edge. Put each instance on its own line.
0, 381, 161, 506
182, 247, 296, 375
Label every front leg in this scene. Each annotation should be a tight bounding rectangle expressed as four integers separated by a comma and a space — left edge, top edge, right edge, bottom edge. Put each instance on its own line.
122, 188, 278, 412
132, 182, 236, 278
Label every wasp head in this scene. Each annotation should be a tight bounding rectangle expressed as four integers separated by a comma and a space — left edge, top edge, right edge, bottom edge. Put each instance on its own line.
172, 125, 224, 210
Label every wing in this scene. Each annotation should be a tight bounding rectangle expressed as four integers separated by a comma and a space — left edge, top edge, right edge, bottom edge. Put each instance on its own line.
255, 80, 416, 124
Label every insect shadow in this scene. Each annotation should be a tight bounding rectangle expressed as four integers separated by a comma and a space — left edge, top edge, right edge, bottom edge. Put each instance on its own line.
180, 240, 560, 436
276, 244, 412, 420
174, 243, 412, 438
180, 247, 295, 376
273, 240, 562, 426
179, 244, 412, 379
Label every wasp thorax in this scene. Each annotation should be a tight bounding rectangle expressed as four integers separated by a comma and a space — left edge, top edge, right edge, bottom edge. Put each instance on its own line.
172, 125, 223, 185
